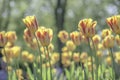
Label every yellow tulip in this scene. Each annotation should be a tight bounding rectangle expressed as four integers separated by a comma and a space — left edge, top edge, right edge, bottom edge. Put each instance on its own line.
78, 18, 97, 37
23, 15, 38, 33
36, 27, 53, 47
106, 15, 120, 34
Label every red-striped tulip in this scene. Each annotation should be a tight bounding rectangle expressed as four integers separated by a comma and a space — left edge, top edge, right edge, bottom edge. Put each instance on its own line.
36, 27, 53, 47
23, 16, 38, 33
0, 31, 7, 47
106, 15, 120, 34
102, 35, 114, 48
78, 18, 97, 37
6, 31, 17, 43
23, 28, 34, 43
58, 30, 69, 43
70, 31, 83, 46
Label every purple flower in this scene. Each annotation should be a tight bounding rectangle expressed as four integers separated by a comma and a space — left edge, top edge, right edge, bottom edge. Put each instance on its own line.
57, 67, 63, 75
0, 70, 7, 80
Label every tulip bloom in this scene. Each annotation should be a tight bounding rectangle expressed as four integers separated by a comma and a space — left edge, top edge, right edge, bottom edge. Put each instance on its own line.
23, 16, 38, 33
92, 35, 101, 45
106, 56, 112, 65
73, 52, 80, 62
36, 27, 53, 47
58, 30, 69, 43
6, 31, 17, 43
70, 31, 83, 45
12, 46, 21, 58
115, 35, 120, 46
66, 40, 76, 51
78, 18, 97, 37
23, 28, 34, 43
106, 15, 120, 34
101, 29, 111, 39
0, 31, 7, 47
102, 35, 114, 48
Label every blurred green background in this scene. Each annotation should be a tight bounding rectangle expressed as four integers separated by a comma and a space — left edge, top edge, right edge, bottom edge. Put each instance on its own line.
0, 0, 120, 51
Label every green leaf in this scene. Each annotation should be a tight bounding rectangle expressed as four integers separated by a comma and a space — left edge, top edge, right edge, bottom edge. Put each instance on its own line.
27, 66, 34, 80
47, 68, 51, 80
65, 68, 70, 80
78, 66, 84, 80
11, 71, 17, 80
59, 73, 64, 80
43, 67, 46, 80
70, 62, 75, 77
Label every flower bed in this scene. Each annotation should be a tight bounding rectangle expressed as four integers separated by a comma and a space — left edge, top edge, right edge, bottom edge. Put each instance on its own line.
0, 15, 120, 80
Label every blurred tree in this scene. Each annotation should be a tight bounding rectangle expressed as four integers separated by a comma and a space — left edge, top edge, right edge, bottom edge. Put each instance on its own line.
0, 0, 11, 30
54, 0, 67, 52
54, 0, 68, 68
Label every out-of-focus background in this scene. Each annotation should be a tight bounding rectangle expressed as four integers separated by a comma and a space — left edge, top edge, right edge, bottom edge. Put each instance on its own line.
0, 0, 120, 51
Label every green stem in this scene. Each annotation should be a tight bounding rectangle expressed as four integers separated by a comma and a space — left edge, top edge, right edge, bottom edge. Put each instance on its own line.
78, 45, 88, 80
33, 63, 37, 80
109, 48, 115, 80
83, 67, 87, 80
70, 51, 74, 80
91, 39, 99, 80
34, 34, 43, 80
46, 47, 53, 80
44, 47, 48, 80
88, 38, 94, 80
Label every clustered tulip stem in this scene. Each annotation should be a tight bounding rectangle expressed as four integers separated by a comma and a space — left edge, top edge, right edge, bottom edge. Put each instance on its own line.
34, 34, 43, 80
91, 39, 99, 80
78, 46, 88, 80
109, 48, 115, 80
88, 38, 94, 80
70, 51, 75, 80
16, 57, 20, 80
83, 67, 87, 80
32, 63, 36, 80
46, 46, 53, 80
43, 47, 48, 80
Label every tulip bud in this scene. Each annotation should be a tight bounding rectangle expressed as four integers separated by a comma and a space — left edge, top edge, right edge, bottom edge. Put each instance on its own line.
70, 31, 83, 46
23, 28, 34, 43
66, 40, 76, 51
105, 56, 112, 65
27, 54, 34, 63
102, 35, 114, 48
6, 31, 17, 43
115, 35, 120, 46
73, 52, 80, 62
22, 51, 29, 61
101, 29, 111, 39
58, 30, 69, 43
92, 35, 101, 45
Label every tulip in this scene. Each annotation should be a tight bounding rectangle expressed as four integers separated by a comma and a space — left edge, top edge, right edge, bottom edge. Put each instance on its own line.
70, 31, 83, 46
101, 29, 111, 39
0, 31, 7, 47
58, 30, 69, 43
102, 35, 114, 48
23, 16, 38, 33
106, 15, 120, 34
78, 18, 97, 37
36, 27, 53, 47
